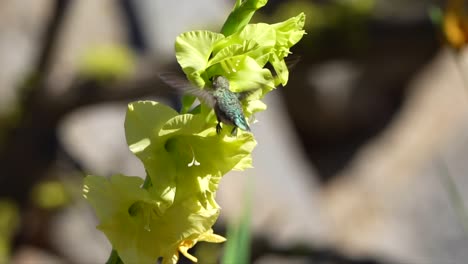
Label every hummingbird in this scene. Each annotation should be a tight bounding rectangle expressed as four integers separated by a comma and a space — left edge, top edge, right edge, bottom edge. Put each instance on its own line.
159, 74, 254, 136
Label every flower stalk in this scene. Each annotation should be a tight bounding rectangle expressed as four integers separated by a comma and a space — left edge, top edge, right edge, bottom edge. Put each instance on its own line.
84, 1, 305, 263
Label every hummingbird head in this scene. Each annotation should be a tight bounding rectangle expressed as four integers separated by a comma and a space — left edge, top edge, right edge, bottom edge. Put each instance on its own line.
211, 75, 230, 90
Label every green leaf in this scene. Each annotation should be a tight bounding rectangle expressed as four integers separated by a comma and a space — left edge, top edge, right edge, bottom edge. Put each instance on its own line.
221, 0, 268, 36
180, 95, 197, 114
0, 200, 19, 264
31, 180, 69, 209
428, 5, 443, 27
222, 181, 253, 264
79, 44, 135, 81
106, 250, 124, 264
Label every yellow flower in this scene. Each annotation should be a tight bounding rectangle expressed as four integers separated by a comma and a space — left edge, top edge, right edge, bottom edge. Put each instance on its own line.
443, 0, 468, 50
83, 101, 256, 264
84, 175, 225, 264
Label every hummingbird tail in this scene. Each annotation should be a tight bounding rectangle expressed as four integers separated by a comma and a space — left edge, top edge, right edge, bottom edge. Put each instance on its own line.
235, 117, 250, 132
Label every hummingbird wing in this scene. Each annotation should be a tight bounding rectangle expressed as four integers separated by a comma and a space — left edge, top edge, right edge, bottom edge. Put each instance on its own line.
284, 55, 301, 71
159, 72, 215, 108
265, 55, 301, 81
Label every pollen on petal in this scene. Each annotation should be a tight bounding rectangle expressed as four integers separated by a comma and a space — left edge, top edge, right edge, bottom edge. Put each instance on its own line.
188, 145, 201, 167
188, 156, 201, 167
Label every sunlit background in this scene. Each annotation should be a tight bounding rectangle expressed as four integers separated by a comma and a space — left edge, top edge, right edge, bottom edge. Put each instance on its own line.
2, 0, 468, 263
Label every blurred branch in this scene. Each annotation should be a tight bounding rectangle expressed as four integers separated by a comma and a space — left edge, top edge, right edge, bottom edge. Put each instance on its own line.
0, 67, 171, 208
0, 0, 178, 259
20, 0, 72, 108
0, 0, 173, 209
0, 0, 73, 207
118, 0, 148, 53
35, 0, 72, 78
58, 72, 171, 115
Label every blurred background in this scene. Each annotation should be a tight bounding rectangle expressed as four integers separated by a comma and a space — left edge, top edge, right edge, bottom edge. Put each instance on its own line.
1, 0, 468, 263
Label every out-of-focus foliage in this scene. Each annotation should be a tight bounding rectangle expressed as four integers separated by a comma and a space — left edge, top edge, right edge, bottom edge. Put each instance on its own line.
0, 200, 19, 264
261, 0, 374, 52
429, 6, 444, 27
222, 184, 252, 264
79, 44, 136, 81
0, 73, 41, 148
31, 180, 70, 209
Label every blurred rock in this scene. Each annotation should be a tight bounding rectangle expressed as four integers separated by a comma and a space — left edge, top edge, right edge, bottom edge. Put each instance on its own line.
49, 203, 111, 264
218, 93, 325, 247
322, 48, 468, 263
0, 0, 51, 114
48, 0, 126, 94
59, 102, 145, 177
255, 255, 309, 264
374, 0, 442, 22
11, 246, 65, 264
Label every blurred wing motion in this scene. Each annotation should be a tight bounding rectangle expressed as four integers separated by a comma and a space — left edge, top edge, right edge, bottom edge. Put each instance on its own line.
284, 55, 301, 71
159, 72, 215, 107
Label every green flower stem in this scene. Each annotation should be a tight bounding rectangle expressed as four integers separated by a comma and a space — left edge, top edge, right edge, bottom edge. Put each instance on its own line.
220, 0, 267, 36
106, 249, 124, 264
142, 173, 153, 189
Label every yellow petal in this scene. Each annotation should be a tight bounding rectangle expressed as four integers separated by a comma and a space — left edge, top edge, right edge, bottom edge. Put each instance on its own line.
198, 229, 227, 243
178, 240, 198, 262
